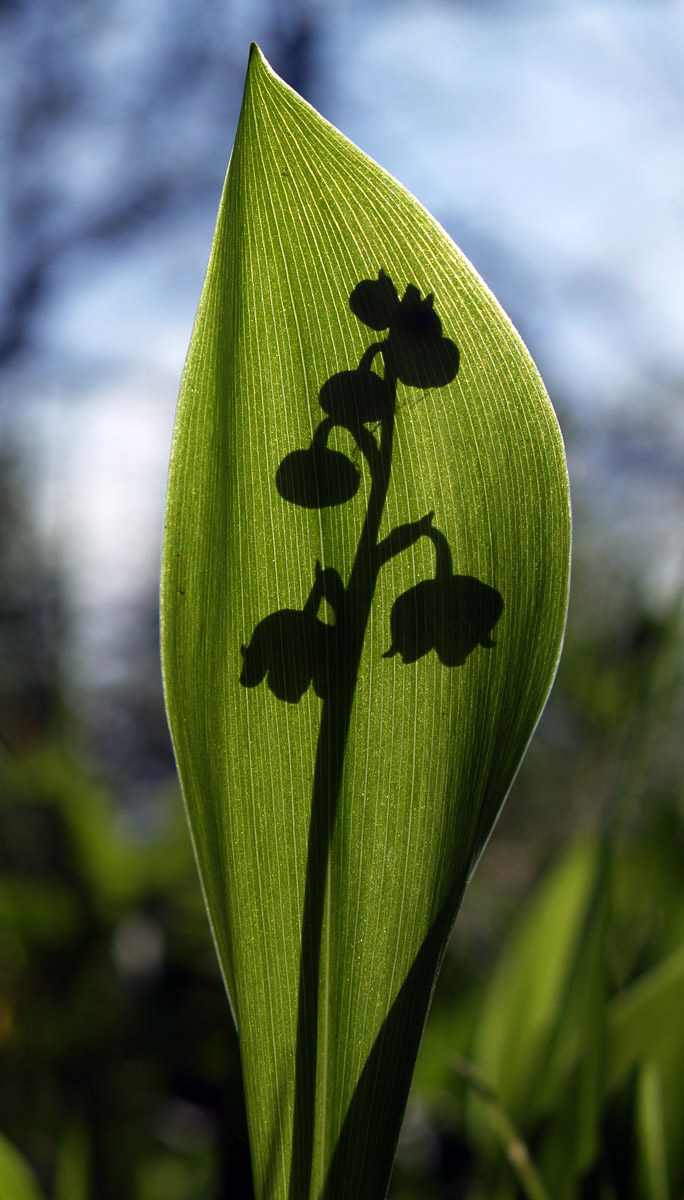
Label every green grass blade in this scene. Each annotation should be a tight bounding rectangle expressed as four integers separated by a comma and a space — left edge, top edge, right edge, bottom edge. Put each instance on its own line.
608, 939, 684, 1185
608, 940, 684, 1083
0, 1134, 45, 1200
637, 1062, 671, 1200
468, 838, 608, 1189
453, 1059, 551, 1200
54, 1123, 89, 1200
469, 842, 598, 1133
161, 44, 571, 1200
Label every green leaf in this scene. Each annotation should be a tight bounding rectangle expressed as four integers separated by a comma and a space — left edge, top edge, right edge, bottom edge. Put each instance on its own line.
452, 1059, 551, 1200
54, 1123, 89, 1200
636, 1061, 671, 1200
608, 939, 684, 1187
0, 1134, 45, 1200
468, 839, 608, 1188
161, 44, 570, 1200
608, 939, 684, 1086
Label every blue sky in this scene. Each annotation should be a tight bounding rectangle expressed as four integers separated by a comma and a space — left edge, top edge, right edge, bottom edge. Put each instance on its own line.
4, 0, 684, 685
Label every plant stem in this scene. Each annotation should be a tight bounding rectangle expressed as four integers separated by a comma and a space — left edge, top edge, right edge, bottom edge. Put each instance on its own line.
452, 1057, 551, 1200
288, 373, 396, 1199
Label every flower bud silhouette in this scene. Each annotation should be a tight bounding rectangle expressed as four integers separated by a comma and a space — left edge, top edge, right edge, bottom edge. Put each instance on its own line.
348, 273, 460, 387
384, 285, 459, 388
349, 269, 399, 330
318, 365, 392, 426
276, 426, 360, 508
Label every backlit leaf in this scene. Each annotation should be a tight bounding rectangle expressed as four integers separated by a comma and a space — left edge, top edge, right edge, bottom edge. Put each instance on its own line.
0, 1134, 44, 1200
161, 45, 570, 1200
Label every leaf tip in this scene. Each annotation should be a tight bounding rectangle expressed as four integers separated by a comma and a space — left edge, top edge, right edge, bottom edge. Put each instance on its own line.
248, 42, 274, 79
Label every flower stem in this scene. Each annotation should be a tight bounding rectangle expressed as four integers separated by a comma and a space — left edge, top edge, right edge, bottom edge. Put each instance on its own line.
452, 1058, 551, 1200
288, 371, 397, 1200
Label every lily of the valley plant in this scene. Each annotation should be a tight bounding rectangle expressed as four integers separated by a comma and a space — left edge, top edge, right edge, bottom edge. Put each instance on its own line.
161, 45, 571, 1200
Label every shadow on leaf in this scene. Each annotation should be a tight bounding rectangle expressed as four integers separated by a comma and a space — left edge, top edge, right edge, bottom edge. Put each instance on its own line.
238, 272, 504, 1200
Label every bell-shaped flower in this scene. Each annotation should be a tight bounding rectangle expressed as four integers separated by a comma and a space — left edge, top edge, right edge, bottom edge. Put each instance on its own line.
383, 524, 502, 668
240, 607, 337, 703
384, 574, 502, 667
240, 567, 344, 703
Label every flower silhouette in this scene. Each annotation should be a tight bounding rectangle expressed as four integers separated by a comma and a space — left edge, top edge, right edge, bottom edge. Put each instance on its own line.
349, 272, 459, 388
349, 269, 399, 330
239, 567, 343, 703
384, 285, 459, 387
318, 365, 392, 426
241, 276, 500, 707
383, 574, 503, 667
276, 434, 360, 509
240, 608, 336, 703
383, 522, 502, 667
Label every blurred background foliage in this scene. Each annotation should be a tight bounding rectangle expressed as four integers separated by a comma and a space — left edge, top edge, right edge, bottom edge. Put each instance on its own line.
2, 1, 684, 1198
